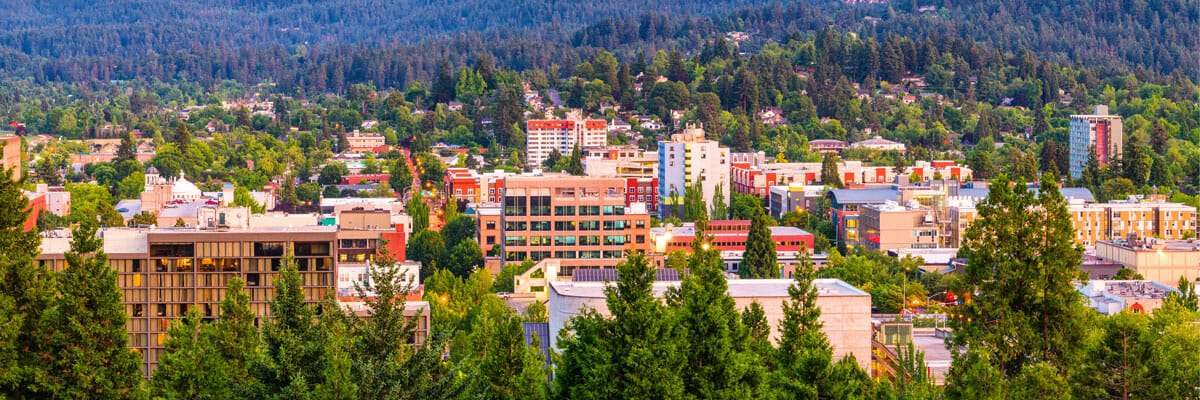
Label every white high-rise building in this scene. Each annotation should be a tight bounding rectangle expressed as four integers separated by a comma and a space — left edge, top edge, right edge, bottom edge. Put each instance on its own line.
525, 116, 607, 167
657, 124, 730, 218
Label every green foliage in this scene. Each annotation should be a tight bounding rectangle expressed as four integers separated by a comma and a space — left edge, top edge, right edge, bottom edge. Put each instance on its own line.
406, 197, 430, 234
740, 208, 777, 279
554, 252, 686, 398
152, 310, 232, 399
407, 230, 446, 282
48, 220, 145, 398
464, 309, 548, 400
493, 259, 535, 293
951, 174, 1089, 379
447, 239, 484, 277
232, 186, 265, 213
0, 167, 55, 398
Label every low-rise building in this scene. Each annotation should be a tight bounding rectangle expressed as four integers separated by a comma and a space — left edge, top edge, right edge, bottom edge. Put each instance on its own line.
346, 131, 386, 149
1094, 238, 1200, 285
768, 184, 829, 218
548, 277, 873, 371
851, 136, 906, 153
859, 200, 939, 251
1078, 280, 1179, 315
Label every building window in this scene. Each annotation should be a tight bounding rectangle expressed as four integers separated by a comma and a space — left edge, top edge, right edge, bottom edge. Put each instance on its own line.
486, 236, 495, 245
486, 221, 496, 230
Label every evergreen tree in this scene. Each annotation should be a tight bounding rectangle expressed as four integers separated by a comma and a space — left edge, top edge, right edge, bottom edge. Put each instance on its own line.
173, 122, 192, 155
741, 208, 778, 279
212, 277, 262, 394
667, 217, 764, 398
1147, 156, 1173, 187
554, 252, 685, 399
1150, 119, 1170, 154
0, 165, 54, 398
255, 250, 323, 397
952, 174, 1087, 378
1080, 146, 1103, 189
117, 131, 137, 163
741, 301, 774, 371
152, 310, 232, 400
566, 144, 585, 175
1121, 135, 1150, 186
47, 219, 145, 399
313, 314, 357, 400
821, 153, 843, 189
465, 310, 548, 399
432, 59, 456, 104
770, 255, 831, 399
542, 148, 563, 170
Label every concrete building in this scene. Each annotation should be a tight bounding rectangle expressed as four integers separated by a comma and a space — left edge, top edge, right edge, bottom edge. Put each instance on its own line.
733, 159, 969, 198
1068, 105, 1123, 178
1078, 280, 1179, 315
657, 124, 730, 218
768, 184, 830, 218
1094, 238, 1200, 285
37, 226, 338, 374
582, 145, 657, 180
548, 278, 873, 371
871, 323, 955, 386
649, 220, 814, 254
475, 174, 652, 275
27, 183, 70, 216
1, 135, 20, 180
859, 200, 939, 251
525, 117, 607, 166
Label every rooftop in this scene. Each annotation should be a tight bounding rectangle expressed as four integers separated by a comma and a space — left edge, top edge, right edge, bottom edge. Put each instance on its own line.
828, 188, 900, 205
651, 225, 812, 238
550, 278, 868, 299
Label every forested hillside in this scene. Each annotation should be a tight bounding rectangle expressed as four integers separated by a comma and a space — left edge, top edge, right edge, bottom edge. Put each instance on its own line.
1, 0, 1194, 88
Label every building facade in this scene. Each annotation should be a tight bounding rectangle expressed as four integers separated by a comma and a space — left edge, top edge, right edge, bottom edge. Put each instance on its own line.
37, 227, 338, 375
526, 118, 607, 166
859, 201, 940, 251
1068, 105, 1123, 178
657, 125, 730, 218
476, 174, 652, 275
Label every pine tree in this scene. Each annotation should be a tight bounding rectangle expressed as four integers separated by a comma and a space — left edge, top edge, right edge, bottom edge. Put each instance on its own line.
1121, 135, 1150, 186
212, 277, 261, 393
47, 219, 145, 399
152, 310, 232, 399
554, 252, 685, 399
741, 208, 778, 279
349, 241, 424, 398
117, 131, 137, 163
953, 173, 1088, 378
566, 144, 585, 175
820, 153, 843, 189
0, 164, 54, 398
742, 301, 774, 371
1150, 119, 1170, 154
770, 254, 830, 399
466, 310, 548, 399
313, 314, 357, 400
667, 217, 764, 398
255, 250, 323, 396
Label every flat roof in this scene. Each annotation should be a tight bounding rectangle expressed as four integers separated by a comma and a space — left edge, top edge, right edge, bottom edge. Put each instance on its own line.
551, 278, 868, 299
829, 189, 899, 204
652, 225, 812, 238
1098, 239, 1200, 252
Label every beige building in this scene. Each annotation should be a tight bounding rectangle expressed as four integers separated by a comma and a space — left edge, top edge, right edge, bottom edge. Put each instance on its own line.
1, 135, 20, 180
859, 201, 939, 251
346, 130, 386, 149
526, 117, 607, 167
548, 278, 873, 371
1094, 239, 1200, 285
476, 174, 652, 276
947, 196, 1195, 248
37, 226, 337, 375
657, 125, 730, 218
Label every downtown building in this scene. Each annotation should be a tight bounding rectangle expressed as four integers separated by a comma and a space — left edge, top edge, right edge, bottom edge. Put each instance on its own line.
525, 116, 607, 167
475, 174, 652, 276
38, 226, 338, 374
657, 124, 730, 218
1068, 105, 1123, 179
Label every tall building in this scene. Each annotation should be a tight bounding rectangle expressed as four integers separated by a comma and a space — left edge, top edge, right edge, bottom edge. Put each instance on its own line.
475, 174, 651, 276
1068, 105, 1123, 179
657, 124, 730, 218
525, 117, 607, 167
37, 227, 338, 374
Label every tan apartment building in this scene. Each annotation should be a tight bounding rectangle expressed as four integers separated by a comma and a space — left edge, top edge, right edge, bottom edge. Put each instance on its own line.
1094, 239, 1200, 285
859, 201, 940, 251
945, 196, 1195, 248
476, 174, 651, 276
37, 227, 337, 375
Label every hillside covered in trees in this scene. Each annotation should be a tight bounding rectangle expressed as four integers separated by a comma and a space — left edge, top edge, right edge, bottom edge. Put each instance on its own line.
0, 0, 1195, 86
